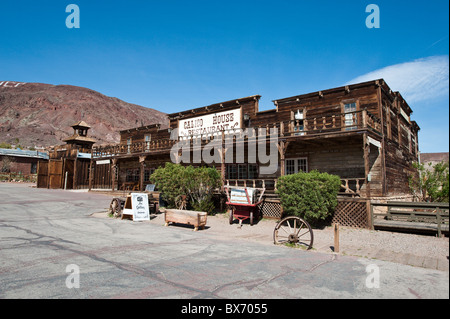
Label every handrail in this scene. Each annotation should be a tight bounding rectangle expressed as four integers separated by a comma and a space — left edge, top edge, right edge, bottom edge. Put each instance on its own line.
92, 109, 383, 158
370, 201, 449, 236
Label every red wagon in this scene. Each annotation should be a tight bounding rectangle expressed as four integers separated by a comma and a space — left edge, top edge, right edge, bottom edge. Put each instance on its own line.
225, 186, 265, 226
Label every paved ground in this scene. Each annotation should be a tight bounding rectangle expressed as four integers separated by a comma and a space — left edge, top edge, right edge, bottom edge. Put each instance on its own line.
0, 183, 448, 300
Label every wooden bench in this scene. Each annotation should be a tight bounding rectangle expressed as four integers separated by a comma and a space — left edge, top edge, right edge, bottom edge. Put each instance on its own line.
371, 201, 449, 237
164, 209, 207, 231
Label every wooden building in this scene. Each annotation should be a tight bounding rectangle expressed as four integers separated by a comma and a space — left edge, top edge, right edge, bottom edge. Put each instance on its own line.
91, 79, 420, 202
37, 121, 96, 189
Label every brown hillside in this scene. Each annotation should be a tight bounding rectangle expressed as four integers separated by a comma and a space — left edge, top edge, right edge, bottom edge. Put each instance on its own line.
0, 81, 168, 148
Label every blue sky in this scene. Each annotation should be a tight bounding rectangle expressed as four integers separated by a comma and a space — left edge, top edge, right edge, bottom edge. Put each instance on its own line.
0, 1, 448, 153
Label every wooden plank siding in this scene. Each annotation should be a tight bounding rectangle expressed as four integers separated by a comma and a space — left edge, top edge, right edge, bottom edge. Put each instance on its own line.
91, 79, 420, 198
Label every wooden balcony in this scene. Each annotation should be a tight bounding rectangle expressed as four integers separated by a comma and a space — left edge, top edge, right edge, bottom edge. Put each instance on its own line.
265, 109, 382, 138
225, 177, 366, 197
92, 139, 177, 158
92, 109, 382, 159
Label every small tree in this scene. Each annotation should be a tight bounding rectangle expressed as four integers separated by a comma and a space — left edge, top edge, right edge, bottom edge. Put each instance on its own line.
1, 156, 15, 173
150, 163, 187, 209
409, 161, 449, 203
185, 166, 221, 213
150, 163, 222, 213
276, 170, 340, 225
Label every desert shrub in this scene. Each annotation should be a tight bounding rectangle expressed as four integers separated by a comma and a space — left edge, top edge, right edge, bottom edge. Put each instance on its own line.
150, 163, 222, 213
409, 161, 449, 203
150, 163, 187, 209
276, 170, 340, 224
184, 166, 221, 213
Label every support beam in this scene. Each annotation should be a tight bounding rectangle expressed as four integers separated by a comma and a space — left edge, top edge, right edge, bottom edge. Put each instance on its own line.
88, 159, 93, 191
139, 155, 146, 191
277, 140, 290, 177
73, 157, 78, 190
111, 158, 117, 191
363, 133, 371, 199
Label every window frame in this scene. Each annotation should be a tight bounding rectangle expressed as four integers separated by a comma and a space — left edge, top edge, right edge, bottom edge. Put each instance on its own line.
285, 157, 308, 175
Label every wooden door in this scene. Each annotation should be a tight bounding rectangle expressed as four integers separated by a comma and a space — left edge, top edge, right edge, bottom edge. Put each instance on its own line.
36, 161, 49, 188
48, 160, 63, 189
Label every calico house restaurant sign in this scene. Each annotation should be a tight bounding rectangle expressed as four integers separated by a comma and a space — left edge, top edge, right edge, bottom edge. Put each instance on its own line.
178, 108, 241, 139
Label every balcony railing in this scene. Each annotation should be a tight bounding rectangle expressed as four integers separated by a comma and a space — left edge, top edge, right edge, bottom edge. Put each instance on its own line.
92, 109, 381, 158
92, 140, 177, 158
275, 109, 382, 137
225, 177, 365, 196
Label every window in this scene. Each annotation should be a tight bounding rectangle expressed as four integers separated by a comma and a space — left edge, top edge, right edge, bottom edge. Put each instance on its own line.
226, 164, 258, 180
285, 158, 308, 175
344, 102, 357, 130
294, 122, 305, 135
31, 162, 37, 174
127, 138, 132, 153
144, 167, 155, 182
248, 164, 258, 179
293, 109, 305, 135
145, 135, 151, 151
226, 165, 237, 180
126, 169, 139, 182
238, 164, 247, 180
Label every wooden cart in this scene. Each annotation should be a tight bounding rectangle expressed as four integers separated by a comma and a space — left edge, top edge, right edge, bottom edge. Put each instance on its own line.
225, 186, 265, 226
108, 190, 160, 218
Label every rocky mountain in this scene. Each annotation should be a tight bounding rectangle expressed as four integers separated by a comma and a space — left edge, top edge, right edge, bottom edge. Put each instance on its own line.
0, 81, 168, 148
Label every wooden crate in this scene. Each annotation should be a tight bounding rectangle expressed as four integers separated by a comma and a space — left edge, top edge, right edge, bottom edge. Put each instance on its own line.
164, 209, 207, 231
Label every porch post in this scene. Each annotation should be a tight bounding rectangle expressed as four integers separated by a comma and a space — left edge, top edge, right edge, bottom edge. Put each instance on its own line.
111, 158, 117, 191
220, 131, 226, 190
73, 156, 78, 190
139, 155, 146, 191
277, 140, 290, 177
88, 158, 93, 191
363, 133, 371, 199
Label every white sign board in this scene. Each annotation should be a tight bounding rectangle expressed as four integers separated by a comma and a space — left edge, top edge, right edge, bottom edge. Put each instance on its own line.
96, 159, 111, 165
131, 193, 150, 221
230, 188, 256, 204
178, 108, 241, 138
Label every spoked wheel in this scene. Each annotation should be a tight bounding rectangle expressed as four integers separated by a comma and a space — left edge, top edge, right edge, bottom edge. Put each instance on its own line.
273, 216, 314, 250
108, 198, 123, 218
228, 208, 234, 224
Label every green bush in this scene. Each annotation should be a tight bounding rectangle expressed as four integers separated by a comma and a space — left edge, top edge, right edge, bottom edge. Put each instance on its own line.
276, 170, 340, 224
150, 163, 222, 213
409, 161, 449, 203
184, 166, 221, 213
150, 163, 187, 209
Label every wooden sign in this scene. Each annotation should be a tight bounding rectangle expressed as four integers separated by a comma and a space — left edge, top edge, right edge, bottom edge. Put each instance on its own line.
123, 193, 150, 221
178, 108, 241, 138
131, 193, 150, 221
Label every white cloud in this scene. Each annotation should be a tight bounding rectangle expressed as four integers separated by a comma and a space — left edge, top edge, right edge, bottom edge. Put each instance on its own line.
347, 55, 449, 103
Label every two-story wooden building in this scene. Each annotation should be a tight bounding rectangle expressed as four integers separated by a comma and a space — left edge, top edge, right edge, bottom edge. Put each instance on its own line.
92, 79, 420, 204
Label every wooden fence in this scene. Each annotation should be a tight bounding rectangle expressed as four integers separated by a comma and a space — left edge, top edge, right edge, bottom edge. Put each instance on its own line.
371, 201, 449, 236
332, 198, 370, 228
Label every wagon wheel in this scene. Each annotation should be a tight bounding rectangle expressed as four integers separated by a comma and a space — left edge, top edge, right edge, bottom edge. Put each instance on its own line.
108, 198, 123, 218
228, 207, 234, 224
250, 211, 254, 226
273, 216, 314, 250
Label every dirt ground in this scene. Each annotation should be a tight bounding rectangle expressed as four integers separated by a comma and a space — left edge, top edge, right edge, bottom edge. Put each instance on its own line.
94, 210, 449, 272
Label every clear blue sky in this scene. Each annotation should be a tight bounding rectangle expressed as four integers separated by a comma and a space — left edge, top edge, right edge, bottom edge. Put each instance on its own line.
1, 1, 448, 152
